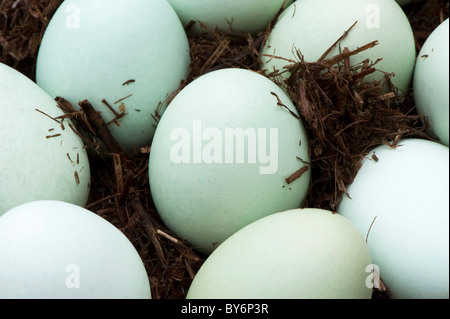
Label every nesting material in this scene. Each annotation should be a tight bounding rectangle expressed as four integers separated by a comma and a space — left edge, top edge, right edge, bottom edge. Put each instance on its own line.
0, 0, 62, 80
264, 27, 431, 212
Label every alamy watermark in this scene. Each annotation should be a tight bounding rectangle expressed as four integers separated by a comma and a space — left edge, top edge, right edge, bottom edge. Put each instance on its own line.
65, 4, 80, 29
366, 264, 382, 289
169, 120, 279, 175
65, 264, 80, 289
365, 4, 381, 29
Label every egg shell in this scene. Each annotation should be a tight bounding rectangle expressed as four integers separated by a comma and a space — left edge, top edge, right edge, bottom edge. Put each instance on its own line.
413, 19, 449, 146
337, 139, 449, 299
0, 200, 151, 299
167, 0, 293, 35
186, 208, 373, 299
261, 0, 416, 96
36, 0, 191, 153
0, 62, 90, 215
149, 68, 311, 254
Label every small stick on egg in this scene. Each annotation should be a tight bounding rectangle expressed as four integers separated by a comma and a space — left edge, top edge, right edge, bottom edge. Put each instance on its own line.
286, 166, 309, 184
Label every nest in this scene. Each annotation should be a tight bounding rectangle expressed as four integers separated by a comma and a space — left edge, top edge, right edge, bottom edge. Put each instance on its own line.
1, 0, 448, 299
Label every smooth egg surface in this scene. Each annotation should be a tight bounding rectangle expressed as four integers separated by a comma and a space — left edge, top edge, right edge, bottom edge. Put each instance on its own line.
149, 68, 311, 254
0, 200, 151, 299
187, 208, 373, 299
338, 139, 449, 299
0, 62, 90, 215
413, 19, 449, 146
167, 0, 294, 35
36, 0, 191, 153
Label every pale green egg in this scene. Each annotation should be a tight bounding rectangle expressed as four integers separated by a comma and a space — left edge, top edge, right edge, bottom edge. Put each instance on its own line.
413, 19, 449, 146
167, 0, 293, 35
0, 63, 90, 215
338, 139, 449, 298
0, 200, 151, 299
149, 68, 311, 255
36, 0, 191, 154
261, 0, 416, 97
187, 208, 373, 299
